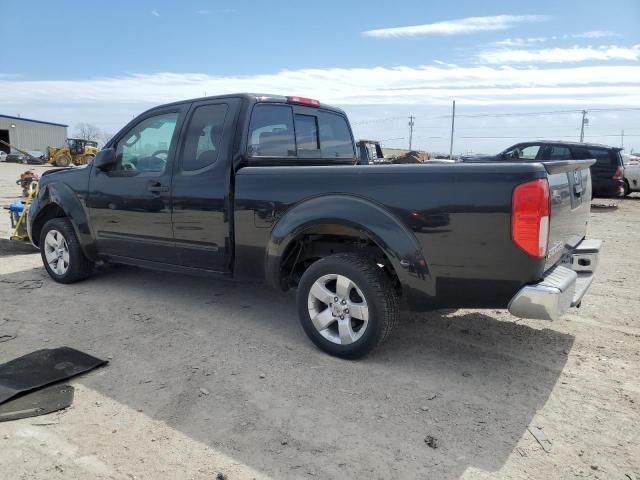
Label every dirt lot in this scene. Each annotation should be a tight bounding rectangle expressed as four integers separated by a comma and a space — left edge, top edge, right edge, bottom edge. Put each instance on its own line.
0, 161, 638, 480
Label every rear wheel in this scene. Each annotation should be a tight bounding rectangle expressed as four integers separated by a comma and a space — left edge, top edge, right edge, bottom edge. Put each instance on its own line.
40, 218, 93, 284
623, 180, 631, 196
296, 254, 398, 359
54, 153, 72, 167
82, 154, 95, 165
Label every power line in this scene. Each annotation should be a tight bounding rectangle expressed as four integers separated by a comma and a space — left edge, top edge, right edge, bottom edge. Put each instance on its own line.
352, 107, 640, 124
460, 134, 640, 139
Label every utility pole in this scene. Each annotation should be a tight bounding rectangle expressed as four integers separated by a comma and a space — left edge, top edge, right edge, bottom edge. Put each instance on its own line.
408, 115, 415, 150
579, 110, 587, 142
449, 100, 456, 160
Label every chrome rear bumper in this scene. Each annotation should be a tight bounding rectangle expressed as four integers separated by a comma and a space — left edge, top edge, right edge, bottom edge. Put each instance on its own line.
508, 239, 602, 321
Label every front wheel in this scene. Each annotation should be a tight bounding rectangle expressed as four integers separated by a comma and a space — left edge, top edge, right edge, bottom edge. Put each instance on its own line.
296, 254, 398, 359
40, 218, 93, 284
623, 180, 631, 196
54, 154, 72, 167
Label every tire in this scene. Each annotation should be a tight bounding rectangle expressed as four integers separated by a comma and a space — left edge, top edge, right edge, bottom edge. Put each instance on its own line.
296, 253, 398, 359
623, 180, 631, 196
82, 154, 95, 165
39, 218, 93, 284
54, 154, 72, 167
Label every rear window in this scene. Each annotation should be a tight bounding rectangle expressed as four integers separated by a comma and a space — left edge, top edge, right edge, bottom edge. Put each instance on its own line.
248, 104, 354, 159
318, 111, 354, 159
295, 114, 320, 157
571, 147, 620, 168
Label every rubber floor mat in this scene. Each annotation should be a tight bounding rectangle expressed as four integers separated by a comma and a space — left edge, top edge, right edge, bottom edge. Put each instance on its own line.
0, 384, 74, 422
0, 347, 106, 405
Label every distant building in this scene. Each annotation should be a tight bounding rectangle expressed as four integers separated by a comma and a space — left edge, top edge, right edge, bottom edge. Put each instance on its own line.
0, 114, 68, 154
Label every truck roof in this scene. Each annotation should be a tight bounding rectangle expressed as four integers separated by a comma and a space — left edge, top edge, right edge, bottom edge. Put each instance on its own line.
525, 140, 621, 150
150, 93, 346, 115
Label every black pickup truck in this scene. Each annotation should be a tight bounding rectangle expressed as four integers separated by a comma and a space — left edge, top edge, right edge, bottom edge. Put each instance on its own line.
28, 94, 601, 358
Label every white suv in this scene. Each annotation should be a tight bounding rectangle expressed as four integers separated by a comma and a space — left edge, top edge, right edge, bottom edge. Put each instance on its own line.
622, 153, 640, 196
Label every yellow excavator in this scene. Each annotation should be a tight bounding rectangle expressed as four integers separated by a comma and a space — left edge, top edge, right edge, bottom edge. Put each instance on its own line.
47, 138, 98, 167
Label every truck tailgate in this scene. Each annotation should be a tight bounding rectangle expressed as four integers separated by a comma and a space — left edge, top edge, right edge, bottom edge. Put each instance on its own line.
543, 160, 596, 271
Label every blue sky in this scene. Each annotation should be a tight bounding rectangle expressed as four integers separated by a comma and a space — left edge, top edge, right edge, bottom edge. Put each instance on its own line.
1, 0, 639, 152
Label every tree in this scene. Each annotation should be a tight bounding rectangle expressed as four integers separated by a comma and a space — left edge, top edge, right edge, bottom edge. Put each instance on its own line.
73, 123, 102, 142
74, 123, 113, 148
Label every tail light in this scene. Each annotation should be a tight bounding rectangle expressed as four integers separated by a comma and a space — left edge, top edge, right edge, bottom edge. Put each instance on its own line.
286, 96, 320, 107
512, 179, 550, 258
613, 166, 624, 180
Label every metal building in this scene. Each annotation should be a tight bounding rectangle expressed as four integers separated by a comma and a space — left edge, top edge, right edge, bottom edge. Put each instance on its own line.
0, 114, 68, 155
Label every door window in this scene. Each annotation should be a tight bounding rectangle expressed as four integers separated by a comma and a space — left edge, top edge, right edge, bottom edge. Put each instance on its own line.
504, 144, 540, 160
114, 112, 179, 173
181, 104, 228, 171
248, 105, 295, 157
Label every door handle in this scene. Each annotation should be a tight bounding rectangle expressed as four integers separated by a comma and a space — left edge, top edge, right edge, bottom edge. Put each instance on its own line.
148, 181, 169, 194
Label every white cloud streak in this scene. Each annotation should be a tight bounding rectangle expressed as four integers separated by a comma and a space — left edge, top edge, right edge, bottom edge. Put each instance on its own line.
363, 14, 551, 38
479, 45, 640, 64
195, 9, 210, 15
571, 30, 618, 39
494, 30, 619, 46
151, 10, 160, 17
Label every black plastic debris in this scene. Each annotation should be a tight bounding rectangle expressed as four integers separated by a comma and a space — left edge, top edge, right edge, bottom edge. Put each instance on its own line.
0, 347, 107, 405
0, 384, 74, 422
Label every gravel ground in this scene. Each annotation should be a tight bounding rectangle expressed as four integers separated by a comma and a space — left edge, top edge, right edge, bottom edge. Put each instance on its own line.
0, 161, 638, 479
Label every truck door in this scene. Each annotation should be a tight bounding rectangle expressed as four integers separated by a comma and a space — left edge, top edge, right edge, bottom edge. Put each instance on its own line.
87, 106, 186, 264
171, 98, 240, 272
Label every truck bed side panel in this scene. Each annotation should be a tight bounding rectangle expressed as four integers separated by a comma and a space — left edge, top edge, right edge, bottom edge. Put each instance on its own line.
234, 163, 549, 309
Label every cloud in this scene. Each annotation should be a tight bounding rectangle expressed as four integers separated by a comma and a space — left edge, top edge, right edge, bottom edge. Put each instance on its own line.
3, 65, 638, 153
494, 37, 547, 47
571, 30, 618, 39
195, 9, 210, 15
2, 64, 639, 111
362, 15, 550, 38
151, 10, 160, 17
494, 31, 619, 47
479, 45, 640, 64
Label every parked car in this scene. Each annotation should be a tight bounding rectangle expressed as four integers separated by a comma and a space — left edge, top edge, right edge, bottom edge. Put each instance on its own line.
461, 141, 625, 197
4, 150, 45, 164
622, 153, 640, 196
28, 94, 601, 358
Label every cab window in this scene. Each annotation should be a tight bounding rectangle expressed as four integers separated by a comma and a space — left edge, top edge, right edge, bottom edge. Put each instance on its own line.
318, 111, 354, 159
295, 114, 320, 157
248, 105, 295, 157
114, 113, 178, 173
181, 104, 228, 171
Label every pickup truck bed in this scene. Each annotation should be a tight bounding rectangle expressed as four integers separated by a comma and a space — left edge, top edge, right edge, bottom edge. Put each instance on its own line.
27, 93, 601, 358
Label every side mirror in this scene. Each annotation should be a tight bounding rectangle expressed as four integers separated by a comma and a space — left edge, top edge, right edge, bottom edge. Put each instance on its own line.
93, 148, 116, 171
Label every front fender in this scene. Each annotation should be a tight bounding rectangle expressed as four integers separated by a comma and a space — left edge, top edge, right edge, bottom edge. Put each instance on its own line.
265, 194, 432, 300
31, 182, 96, 259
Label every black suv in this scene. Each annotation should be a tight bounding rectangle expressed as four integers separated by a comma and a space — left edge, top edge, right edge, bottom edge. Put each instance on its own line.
462, 141, 625, 197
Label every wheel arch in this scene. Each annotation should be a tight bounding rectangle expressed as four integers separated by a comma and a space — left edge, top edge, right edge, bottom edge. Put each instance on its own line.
31, 183, 96, 259
265, 195, 429, 300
